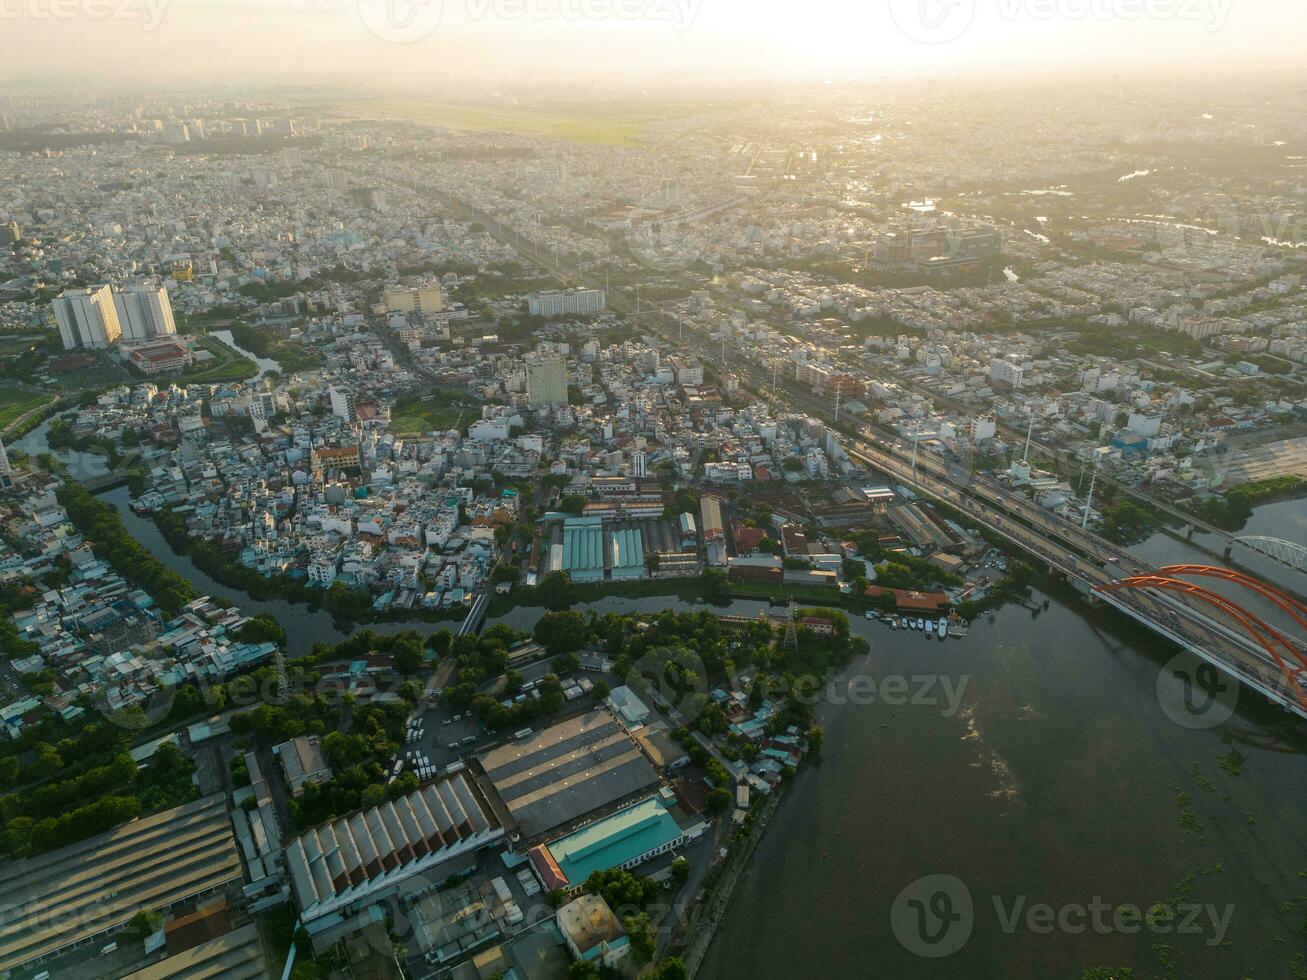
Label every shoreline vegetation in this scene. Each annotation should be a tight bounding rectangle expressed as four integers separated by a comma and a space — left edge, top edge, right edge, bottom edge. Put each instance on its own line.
1186, 474, 1307, 531
151, 506, 466, 628
100, 483, 1049, 631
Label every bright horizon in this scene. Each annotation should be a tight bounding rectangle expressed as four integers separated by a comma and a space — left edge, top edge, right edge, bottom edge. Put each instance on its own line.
2, 0, 1306, 87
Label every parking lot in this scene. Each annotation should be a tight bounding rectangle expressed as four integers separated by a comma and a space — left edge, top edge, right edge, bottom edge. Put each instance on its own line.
396, 657, 623, 783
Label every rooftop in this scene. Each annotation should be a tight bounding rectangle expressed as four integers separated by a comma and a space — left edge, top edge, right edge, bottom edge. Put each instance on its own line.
0, 794, 242, 975
478, 710, 659, 839
544, 796, 685, 888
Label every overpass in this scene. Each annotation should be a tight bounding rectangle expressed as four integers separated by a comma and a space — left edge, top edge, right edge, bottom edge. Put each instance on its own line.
457, 591, 491, 638
844, 435, 1307, 721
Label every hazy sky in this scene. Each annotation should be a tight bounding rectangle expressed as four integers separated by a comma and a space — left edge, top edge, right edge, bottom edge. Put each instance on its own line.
3, 0, 1306, 85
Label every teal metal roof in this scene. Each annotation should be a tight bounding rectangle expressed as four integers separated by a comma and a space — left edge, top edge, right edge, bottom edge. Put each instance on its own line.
563, 517, 605, 581
546, 797, 683, 886
608, 527, 644, 579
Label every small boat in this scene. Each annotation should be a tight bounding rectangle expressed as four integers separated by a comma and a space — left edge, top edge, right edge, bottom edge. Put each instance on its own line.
916, 618, 926, 631
865, 610, 878, 621
889, 618, 899, 630
936, 617, 948, 639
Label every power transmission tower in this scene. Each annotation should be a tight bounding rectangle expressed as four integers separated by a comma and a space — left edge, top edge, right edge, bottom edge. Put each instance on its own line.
1083, 464, 1099, 530
782, 597, 799, 652
274, 650, 289, 704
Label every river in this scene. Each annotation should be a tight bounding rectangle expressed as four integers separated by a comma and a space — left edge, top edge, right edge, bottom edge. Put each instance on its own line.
701, 505, 1307, 979
211, 328, 282, 380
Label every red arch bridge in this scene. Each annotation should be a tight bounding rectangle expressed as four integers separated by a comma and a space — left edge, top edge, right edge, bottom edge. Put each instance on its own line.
1095, 564, 1307, 719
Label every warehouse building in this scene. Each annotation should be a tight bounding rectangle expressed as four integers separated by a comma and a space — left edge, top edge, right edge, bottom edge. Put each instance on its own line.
554, 517, 651, 583
535, 794, 706, 891
560, 516, 605, 583
124, 920, 268, 980
285, 774, 504, 930
478, 711, 659, 839
0, 794, 243, 975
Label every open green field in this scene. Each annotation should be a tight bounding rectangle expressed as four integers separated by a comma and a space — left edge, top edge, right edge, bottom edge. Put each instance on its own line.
0, 388, 56, 433
329, 100, 737, 146
176, 336, 258, 385
389, 394, 468, 435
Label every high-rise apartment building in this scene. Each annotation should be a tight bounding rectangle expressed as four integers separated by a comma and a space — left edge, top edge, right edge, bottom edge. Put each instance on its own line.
527, 288, 606, 319
383, 285, 444, 315
526, 352, 568, 407
113, 285, 177, 341
328, 385, 357, 422
0, 437, 12, 489
53, 286, 122, 350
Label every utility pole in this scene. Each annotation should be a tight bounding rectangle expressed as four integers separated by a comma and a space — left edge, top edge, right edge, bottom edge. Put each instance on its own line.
1083, 464, 1099, 530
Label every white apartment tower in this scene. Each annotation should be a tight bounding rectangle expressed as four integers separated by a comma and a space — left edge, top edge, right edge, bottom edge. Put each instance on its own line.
328, 385, 357, 422
0, 437, 11, 488
53, 286, 122, 350
630, 450, 648, 478
527, 288, 606, 319
525, 352, 568, 407
113, 285, 177, 341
